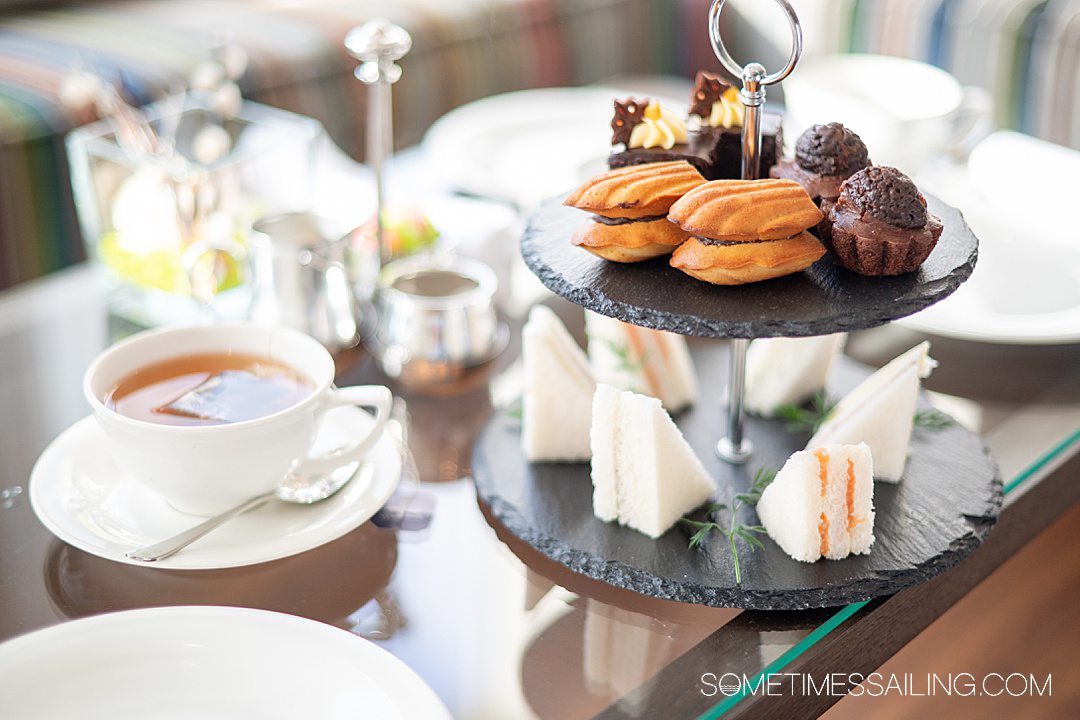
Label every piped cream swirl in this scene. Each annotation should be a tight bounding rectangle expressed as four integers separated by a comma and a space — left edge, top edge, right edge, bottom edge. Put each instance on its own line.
628, 101, 688, 150
705, 87, 744, 129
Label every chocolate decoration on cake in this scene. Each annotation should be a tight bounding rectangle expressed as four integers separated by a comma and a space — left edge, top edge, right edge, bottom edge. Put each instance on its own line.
689, 71, 731, 118
611, 98, 647, 146
842, 166, 927, 229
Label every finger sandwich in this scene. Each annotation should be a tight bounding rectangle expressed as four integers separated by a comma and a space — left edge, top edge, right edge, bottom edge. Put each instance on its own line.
585, 310, 697, 412
756, 443, 875, 563
590, 384, 714, 538
807, 342, 936, 482
522, 305, 596, 462
744, 334, 845, 416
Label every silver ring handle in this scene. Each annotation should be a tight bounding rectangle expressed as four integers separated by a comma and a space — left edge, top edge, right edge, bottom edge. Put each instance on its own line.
708, 0, 802, 87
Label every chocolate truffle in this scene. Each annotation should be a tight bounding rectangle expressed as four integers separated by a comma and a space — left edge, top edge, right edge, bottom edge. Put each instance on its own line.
770, 123, 870, 202
823, 166, 943, 276
841, 165, 926, 228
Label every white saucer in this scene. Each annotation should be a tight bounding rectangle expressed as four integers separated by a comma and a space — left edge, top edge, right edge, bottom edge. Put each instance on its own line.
29, 407, 401, 570
905, 150, 1080, 345
0, 606, 451, 719
897, 204, 1080, 345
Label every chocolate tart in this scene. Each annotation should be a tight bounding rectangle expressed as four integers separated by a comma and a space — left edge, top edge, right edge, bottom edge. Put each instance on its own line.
823, 166, 943, 276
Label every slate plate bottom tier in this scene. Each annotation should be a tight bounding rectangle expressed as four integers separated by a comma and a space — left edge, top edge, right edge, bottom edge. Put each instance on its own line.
472, 342, 1003, 610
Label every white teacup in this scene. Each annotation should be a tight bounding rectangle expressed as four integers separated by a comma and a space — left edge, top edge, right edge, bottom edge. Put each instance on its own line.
83, 325, 391, 516
782, 54, 993, 176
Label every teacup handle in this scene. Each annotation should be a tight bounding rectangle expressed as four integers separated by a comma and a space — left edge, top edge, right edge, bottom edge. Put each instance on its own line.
949, 85, 995, 160
293, 385, 393, 475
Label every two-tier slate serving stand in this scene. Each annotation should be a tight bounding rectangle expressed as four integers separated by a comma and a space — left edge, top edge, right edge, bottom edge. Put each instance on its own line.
472, 0, 1002, 610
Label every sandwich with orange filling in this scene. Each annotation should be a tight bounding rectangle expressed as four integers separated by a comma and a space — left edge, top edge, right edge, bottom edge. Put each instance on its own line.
755, 443, 875, 562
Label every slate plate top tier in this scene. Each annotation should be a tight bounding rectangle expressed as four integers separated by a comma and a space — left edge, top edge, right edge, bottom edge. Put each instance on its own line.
521, 194, 977, 338
472, 343, 1002, 611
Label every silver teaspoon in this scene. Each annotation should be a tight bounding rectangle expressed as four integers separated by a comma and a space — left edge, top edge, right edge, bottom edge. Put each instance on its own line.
125, 461, 363, 563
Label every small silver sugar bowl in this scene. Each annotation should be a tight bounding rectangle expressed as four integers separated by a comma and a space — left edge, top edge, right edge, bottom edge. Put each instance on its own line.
373, 256, 507, 387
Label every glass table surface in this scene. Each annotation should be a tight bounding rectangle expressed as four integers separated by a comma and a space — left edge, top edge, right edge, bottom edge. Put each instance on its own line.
1, 264, 1079, 720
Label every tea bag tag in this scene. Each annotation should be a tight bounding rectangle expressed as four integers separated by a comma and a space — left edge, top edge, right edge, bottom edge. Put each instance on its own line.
156, 370, 294, 423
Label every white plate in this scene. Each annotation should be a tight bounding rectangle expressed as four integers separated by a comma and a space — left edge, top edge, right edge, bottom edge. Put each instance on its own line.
0, 606, 450, 719
423, 87, 619, 207
898, 203, 1080, 345
899, 274, 1080, 345
29, 407, 400, 570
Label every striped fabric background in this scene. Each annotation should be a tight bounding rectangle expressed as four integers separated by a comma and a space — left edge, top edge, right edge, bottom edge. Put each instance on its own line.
0, 0, 1076, 289
0, 0, 707, 290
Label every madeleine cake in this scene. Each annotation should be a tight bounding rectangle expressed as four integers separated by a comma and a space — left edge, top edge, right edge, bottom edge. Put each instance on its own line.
564, 161, 706, 262
667, 178, 826, 285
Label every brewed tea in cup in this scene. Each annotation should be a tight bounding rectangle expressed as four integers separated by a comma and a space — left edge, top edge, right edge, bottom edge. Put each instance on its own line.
106, 353, 314, 426
84, 325, 391, 515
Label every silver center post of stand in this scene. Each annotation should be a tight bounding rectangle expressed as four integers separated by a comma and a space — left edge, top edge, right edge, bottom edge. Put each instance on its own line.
709, 0, 803, 464
345, 20, 412, 270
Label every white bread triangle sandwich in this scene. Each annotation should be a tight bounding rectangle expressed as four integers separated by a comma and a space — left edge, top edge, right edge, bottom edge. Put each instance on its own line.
744, 334, 845, 416
522, 305, 596, 461
756, 443, 875, 563
590, 384, 714, 538
806, 342, 936, 482
585, 310, 697, 412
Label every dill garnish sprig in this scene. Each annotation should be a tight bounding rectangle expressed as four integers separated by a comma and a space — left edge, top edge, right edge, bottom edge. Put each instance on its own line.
777, 392, 956, 434
681, 467, 776, 584
774, 390, 835, 434
599, 338, 646, 375
504, 396, 523, 421
913, 408, 955, 429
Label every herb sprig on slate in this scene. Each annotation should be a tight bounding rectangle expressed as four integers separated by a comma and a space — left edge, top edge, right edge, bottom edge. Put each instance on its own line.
774, 390, 835, 434
912, 408, 955, 429
776, 391, 956, 433
681, 467, 776, 585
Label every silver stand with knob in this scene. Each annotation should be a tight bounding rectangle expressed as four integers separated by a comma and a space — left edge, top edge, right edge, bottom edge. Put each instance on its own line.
709, 0, 803, 464
345, 20, 412, 270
